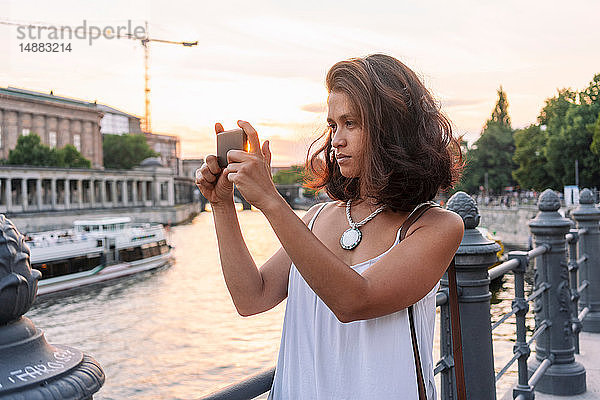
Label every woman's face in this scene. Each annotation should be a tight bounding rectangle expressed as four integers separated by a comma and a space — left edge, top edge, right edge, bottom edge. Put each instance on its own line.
327, 91, 365, 178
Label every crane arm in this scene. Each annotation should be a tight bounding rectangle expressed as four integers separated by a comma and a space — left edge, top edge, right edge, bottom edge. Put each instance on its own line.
118, 33, 197, 47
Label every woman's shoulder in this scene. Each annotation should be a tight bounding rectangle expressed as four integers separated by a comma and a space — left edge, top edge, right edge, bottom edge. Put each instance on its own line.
301, 201, 336, 224
410, 206, 464, 241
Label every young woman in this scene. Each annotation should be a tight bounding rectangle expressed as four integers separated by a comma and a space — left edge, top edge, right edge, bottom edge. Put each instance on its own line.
195, 54, 464, 399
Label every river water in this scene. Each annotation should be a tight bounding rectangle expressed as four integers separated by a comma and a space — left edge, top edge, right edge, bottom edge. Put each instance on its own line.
27, 208, 532, 399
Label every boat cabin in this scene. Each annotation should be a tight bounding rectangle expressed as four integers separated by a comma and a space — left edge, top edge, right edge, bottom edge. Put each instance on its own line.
74, 217, 131, 233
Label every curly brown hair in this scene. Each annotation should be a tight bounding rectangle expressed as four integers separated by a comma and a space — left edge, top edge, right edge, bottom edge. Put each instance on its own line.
304, 54, 463, 212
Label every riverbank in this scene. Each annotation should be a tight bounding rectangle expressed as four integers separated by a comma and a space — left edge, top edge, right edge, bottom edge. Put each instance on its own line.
500, 332, 600, 399
8, 202, 200, 232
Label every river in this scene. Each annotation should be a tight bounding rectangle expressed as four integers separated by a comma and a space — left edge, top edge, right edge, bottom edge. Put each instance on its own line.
27, 208, 531, 399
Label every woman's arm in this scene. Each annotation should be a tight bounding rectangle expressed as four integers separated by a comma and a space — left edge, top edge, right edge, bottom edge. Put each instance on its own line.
211, 201, 321, 316
260, 196, 463, 322
226, 120, 464, 322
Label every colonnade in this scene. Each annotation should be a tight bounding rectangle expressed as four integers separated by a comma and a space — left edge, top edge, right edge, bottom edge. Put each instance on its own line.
0, 167, 182, 214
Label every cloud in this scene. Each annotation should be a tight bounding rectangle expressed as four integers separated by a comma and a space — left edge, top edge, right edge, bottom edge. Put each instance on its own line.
166, 122, 322, 167
442, 98, 487, 108
300, 102, 326, 113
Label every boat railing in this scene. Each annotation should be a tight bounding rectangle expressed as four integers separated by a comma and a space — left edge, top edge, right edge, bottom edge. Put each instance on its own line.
27, 232, 94, 248
198, 189, 598, 400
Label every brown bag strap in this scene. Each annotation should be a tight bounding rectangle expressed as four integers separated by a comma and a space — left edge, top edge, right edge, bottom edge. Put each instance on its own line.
448, 258, 467, 400
399, 201, 438, 242
408, 304, 427, 400
401, 202, 437, 400
401, 202, 466, 400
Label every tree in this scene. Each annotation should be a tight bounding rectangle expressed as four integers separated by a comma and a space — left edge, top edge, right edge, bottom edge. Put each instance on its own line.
103, 134, 159, 169
7, 133, 91, 168
512, 125, 555, 191
456, 87, 516, 193
544, 75, 600, 188
490, 86, 511, 128
590, 113, 600, 155
58, 144, 91, 168
272, 165, 305, 184
7, 134, 58, 166
272, 165, 318, 197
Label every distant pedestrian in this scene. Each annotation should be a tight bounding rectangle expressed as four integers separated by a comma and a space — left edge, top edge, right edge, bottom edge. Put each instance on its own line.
196, 54, 464, 399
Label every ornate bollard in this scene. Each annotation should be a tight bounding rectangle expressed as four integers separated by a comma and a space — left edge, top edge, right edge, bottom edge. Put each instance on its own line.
571, 188, 600, 332
528, 189, 586, 395
0, 215, 105, 399
445, 192, 499, 400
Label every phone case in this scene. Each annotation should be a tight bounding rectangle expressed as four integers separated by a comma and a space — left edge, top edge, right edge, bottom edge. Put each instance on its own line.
217, 128, 248, 168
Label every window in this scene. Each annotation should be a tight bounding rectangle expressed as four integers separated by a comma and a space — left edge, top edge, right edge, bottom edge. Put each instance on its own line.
73, 134, 81, 151
100, 113, 129, 134
49, 131, 57, 148
22, 128, 30, 136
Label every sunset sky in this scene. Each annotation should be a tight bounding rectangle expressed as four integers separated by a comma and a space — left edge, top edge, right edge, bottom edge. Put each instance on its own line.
2, 0, 599, 166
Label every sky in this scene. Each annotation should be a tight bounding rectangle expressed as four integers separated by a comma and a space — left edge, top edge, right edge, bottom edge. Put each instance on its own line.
2, 0, 599, 166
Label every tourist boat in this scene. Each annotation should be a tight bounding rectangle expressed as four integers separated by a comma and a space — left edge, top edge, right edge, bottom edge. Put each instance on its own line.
27, 217, 174, 296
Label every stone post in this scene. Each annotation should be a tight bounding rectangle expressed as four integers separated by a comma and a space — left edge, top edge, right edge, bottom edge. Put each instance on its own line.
122, 180, 128, 206
90, 179, 96, 207
36, 178, 42, 210
444, 192, 498, 400
20, 178, 27, 211
168, 179, 175, 206
50, 178, 57, 209
142, 181, 148, 205
5, 178, 12, 211
64, 179, 70, 209
154, 179, 160, 206
132, 180, 138, 206
528, 189, 586, 395
77, 179, 83, 208
101, 179, 107, 206
0, 215, 104, 398
111, 179, 117, 207
572, 188, 600, 332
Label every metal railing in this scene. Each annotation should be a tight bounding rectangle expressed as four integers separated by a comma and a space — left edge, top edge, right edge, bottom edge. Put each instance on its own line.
199, 188, 599, 399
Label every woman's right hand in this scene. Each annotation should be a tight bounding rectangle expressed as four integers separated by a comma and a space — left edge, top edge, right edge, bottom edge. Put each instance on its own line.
195, 123, 234, 207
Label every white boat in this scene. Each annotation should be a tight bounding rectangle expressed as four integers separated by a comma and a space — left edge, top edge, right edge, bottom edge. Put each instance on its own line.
27, 217, 174, 296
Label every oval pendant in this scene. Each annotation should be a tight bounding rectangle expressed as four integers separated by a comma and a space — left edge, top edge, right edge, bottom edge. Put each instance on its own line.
340, 227, 362, 250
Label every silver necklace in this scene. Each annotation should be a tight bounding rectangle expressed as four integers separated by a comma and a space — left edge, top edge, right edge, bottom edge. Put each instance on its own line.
340, 199, 387, 250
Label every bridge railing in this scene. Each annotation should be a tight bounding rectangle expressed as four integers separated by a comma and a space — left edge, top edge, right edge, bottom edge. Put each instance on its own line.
199, 188, 599, 400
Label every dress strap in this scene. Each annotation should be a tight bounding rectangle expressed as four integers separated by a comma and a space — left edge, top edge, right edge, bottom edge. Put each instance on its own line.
308, 202, 329, 231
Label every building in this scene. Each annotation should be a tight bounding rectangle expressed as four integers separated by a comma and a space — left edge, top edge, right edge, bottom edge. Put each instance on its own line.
145, 132, 180, 171
0, 86, 182, 172
0, 87, 103, 168
0, 162, 200, 232
96, 104, 143, 135
181, 158, 204, 178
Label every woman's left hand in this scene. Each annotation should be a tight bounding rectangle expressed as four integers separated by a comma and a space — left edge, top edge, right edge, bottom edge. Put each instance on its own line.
224, 120, 281, 211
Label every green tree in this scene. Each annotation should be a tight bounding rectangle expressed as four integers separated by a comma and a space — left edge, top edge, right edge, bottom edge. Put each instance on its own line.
456, 87, 516, 193
57, 144, 91, 168
512, 125, 555, 190
590, 113, 600, 155
7, 134, 58, 166
544, 75, 600, 188
272, 165, 305, 184
103, 134, 159, 169
272, 165, 318, 197
7, 133, 91, 168
490, 86, 511, 128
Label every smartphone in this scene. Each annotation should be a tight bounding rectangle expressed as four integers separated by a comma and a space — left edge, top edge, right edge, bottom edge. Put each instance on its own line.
217, 128, 248, 168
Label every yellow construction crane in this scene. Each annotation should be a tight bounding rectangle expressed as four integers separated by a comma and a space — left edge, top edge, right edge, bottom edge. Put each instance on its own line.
0, 19, 198, 133
119, 21, 198, 133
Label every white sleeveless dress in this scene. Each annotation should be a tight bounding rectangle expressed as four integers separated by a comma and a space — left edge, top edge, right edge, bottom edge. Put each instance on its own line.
268, 202, 439, 400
